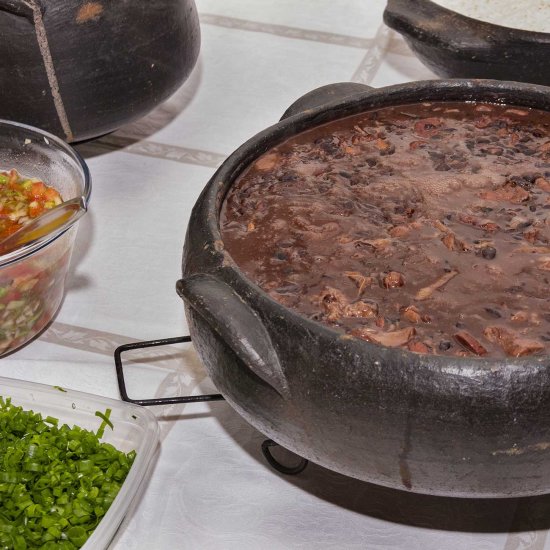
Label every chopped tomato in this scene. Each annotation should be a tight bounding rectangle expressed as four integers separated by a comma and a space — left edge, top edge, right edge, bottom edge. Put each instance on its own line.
28, 201, 45, 218
0, 170, 62, 239
30, 181, 47, 199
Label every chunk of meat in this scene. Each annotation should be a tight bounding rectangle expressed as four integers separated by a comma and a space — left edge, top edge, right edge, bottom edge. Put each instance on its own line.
455, 331, 488, 356
344, 300, 379, 318
415, 271, 458, 301
344, 271, 374, 297
479, 183, 530, 204
414, 118, 442, 138
441, 232, 469, 252
408, 340, 431, 354
255, 153, 280, 171
318, 287, 348, 321
352, 326, 415, 348
536, 177, 550, 193
383, 271, 405, 289
483, 326, 544, 357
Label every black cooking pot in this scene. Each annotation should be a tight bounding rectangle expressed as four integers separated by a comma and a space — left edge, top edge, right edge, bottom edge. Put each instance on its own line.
384, 0, 550, 86
0, 0, 200, 142
177, 80, 550, 498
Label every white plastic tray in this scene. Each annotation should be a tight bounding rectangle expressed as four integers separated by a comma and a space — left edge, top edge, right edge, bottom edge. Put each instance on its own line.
0, 376, 160, 550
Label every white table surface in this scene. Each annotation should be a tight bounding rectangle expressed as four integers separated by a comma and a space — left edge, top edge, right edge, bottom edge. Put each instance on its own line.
3, 1, 550, 548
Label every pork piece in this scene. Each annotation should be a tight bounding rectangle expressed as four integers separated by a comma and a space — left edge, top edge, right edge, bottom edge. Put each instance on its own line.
352, 326, 415, 348
344, 271, 374, 297
415, 271, 458, 301
536, 177, 550, 193
255, 153, 280, 171
408, 340, 431, 354
441, 232, 469, 252
319, 287, 348, 322
483, 326, 544, 357
413, 118, 442, 138
479, 183, 530, 204
383, 271, 405, 289
318, 287, 379, 321
344, 300, 379, 318
402, 305, 422, 324
455, 331, 488, 356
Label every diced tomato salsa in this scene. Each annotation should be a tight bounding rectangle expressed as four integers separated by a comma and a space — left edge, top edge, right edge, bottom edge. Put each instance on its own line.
0, 169, 69, 355
0, 169, 62, 241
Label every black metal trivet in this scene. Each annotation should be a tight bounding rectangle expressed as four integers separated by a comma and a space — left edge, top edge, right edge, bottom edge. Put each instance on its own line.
114, 335, 309, 475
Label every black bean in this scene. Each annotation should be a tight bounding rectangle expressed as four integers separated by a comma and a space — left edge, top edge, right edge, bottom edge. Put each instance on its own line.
530, 205, 537, 212
439, 340, 452, 351
484, 307, 502, 318
455, 321, 465, 329
517, 221, 533, 230
481, 246, 497, 259
506, 285, 523, 293
379, 144, 396, 156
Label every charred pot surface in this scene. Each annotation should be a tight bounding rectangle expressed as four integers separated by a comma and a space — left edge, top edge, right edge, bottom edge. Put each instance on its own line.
179, 79, 550, 497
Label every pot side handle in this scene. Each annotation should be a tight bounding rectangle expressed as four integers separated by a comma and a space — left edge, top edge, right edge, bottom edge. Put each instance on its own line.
384, 0, 487, 49
0, 0, 44, 19
280, 82, 375, 120
176, 273, 290, 399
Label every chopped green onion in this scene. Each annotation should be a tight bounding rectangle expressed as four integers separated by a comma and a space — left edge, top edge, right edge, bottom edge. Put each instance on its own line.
94, 409, 113, 439
0, 396, 136, 549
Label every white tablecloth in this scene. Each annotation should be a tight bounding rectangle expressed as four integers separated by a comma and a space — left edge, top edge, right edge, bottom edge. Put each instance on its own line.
3, 1, 550, 548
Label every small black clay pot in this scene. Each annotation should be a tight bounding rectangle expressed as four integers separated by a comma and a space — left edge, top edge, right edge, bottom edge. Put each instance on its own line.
0, 0, 200, 142
178, 79, 550, 498
384, 0, 550, 86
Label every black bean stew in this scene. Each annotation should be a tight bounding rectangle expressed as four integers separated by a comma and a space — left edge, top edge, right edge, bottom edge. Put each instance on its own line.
220, 102, 550, 358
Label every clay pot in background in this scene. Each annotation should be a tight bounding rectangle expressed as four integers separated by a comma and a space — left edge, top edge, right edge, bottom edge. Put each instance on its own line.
0, 0, 200, 142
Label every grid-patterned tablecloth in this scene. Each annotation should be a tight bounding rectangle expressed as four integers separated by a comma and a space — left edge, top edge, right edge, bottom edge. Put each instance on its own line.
2, 2, 549, 548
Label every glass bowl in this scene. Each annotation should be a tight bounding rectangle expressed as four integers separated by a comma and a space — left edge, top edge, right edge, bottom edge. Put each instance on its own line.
0, 120, 91, 356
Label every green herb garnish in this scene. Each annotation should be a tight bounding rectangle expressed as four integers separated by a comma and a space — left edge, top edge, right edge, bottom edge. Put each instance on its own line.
0, 397, 136, 549
94, 408, 113, 439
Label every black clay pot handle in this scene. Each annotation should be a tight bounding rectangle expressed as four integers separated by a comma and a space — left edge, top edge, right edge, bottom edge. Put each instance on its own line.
281, 82, 375, 120
384, 0, 487, 49
176, 273, 290, 399
0, 0, 44, 19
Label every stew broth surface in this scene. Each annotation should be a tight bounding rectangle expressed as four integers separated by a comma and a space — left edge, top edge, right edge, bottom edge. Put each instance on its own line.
221, 102, 550, 358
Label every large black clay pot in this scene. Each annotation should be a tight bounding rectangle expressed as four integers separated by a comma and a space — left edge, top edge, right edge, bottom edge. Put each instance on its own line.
178, 80, 550, 498
0, 0, 200, 142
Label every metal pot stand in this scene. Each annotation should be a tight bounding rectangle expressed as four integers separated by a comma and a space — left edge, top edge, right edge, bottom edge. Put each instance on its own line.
114, 335, 309, 476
